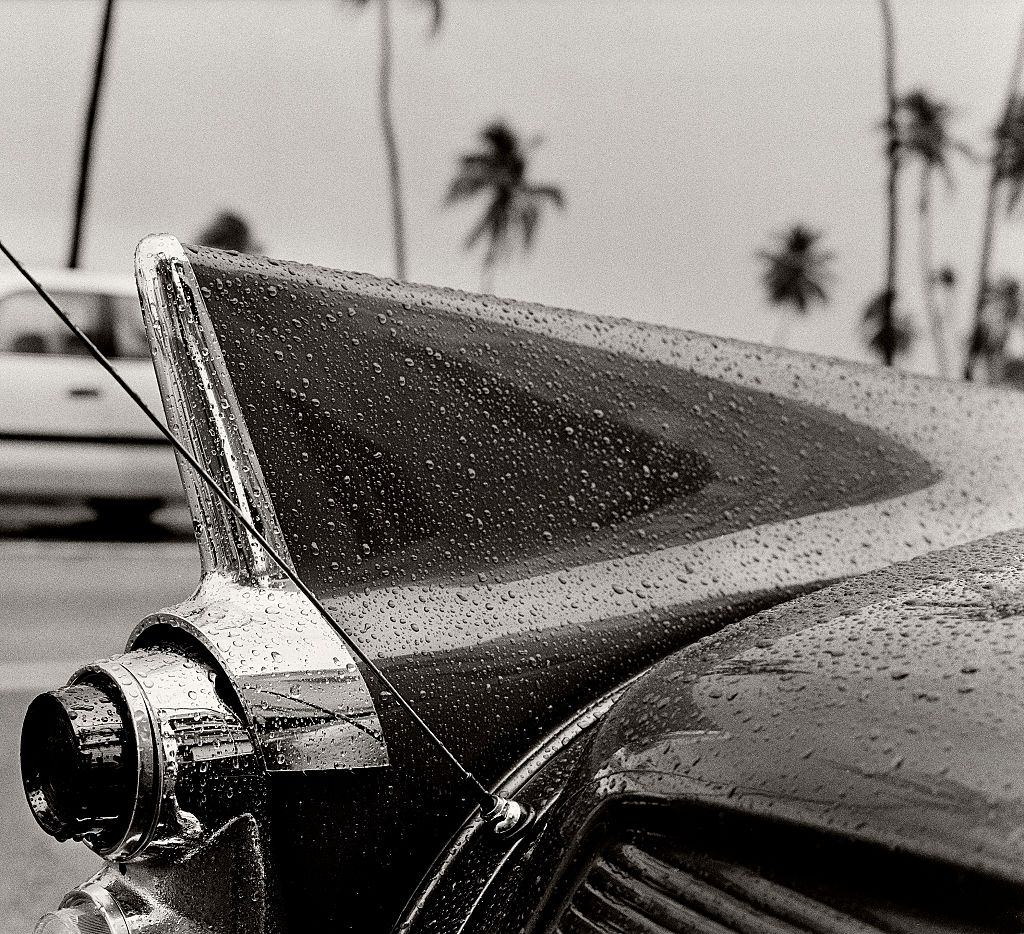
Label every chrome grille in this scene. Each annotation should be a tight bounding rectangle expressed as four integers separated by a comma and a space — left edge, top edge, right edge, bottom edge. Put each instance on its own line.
554, 840, 887, 934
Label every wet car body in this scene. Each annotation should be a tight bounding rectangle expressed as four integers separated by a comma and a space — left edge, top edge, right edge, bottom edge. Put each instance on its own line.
21, 236, 1024, 933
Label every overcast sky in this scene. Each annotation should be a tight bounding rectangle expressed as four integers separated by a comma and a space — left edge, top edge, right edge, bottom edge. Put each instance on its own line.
0, 0, 1021, 371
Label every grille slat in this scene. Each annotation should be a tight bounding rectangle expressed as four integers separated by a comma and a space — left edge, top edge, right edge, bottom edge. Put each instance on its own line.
686, 855, 886, 934
614, 844, 810, 934
592, 858, 737, 934
552, 838, 890, 934
575, 876, 680, 933
557, 902, 622, 934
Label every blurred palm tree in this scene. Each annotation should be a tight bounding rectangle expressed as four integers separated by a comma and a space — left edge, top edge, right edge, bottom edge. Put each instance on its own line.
446, 121, 565, 293
967, 276, 1021, 383
966, 18, 1024, 380
196, 211, 260, 254
872, 0, 900, 366
342, 0, 442, 280
863, 290, 915, 363
934, 264, 958, 355
68, 0, 116, 269
757, 225, 834, 347
996, 97, 1024, 211
894, 89, 972, 377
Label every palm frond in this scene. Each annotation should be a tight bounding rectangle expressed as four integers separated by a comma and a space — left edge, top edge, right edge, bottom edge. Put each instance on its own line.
446, 171, 490, 204
894, 87, 969, 193
861, 290, 913, 361
463, 199, 500, 251
525, 183, 565, 209
995, 96, 1024, 213
341, 0, 443, 30
447, 119, 565, 275
1006, 177, 1024, 213
518, 199, 540, 249
983, 276, 1022, 323
757, 224, 833, 316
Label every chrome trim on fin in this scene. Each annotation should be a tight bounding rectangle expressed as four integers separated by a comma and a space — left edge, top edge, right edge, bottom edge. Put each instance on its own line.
135, 234, 291, 585
132, 236, 389, 773
71, 645, 255, 860
130, 574, 390, 771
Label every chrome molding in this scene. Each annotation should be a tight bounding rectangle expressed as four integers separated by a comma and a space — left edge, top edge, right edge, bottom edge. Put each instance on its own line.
132, 235, 389, 775
131, 574, 389, 771
395, 674, 640, 933
135, 234, 290, 586
70, 644, 255, 861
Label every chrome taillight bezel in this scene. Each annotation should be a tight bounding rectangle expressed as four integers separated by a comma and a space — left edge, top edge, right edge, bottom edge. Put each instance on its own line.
23, 642, 256, 861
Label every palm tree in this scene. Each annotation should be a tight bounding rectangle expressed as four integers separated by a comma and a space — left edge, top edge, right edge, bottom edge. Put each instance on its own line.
757, 225, 834, 346
863, 290, 915, 363
966, 17, 1024, 380
967, 276, 1021, 383
67, 0, 116, 269
342, 0, 442, 281
196, 211, 260, 254
874, 0, 900, 366
934, 264, 958, 356
446, 121, 565, 293
894, 89, 971, 377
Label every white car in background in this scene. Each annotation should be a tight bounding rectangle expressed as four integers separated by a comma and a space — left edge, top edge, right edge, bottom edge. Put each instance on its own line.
0, 269, 184, 522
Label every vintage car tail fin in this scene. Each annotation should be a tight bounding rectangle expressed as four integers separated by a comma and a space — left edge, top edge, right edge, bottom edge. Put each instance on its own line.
176, 245, 727, 599
134, 234, 293, 586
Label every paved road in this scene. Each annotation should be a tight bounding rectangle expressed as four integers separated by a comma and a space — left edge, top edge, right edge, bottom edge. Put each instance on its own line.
0, 505, 200, 931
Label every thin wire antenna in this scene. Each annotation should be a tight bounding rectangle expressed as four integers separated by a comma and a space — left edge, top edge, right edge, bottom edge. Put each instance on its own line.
0, 239, 499, 813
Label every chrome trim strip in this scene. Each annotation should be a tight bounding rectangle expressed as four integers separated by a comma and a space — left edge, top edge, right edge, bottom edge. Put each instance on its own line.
70, 659, 161, 860
130, 568, 389, 771
134, 234, 291, 586
72, 644, 256, 861
132, 236, 389, 774
495, 671, 640, 798
395, 673, 640, 933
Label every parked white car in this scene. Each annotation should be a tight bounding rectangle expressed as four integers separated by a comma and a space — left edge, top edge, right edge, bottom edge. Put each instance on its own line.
0, 269, 184, 520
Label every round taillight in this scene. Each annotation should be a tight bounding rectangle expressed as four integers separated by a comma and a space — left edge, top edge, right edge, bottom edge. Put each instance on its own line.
21, 680, 135, 846
34, 883, 129, 934
22, 644, 258, 861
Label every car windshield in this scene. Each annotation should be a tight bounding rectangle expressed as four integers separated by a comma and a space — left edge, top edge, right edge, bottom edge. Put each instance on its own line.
0, 290, 148, 359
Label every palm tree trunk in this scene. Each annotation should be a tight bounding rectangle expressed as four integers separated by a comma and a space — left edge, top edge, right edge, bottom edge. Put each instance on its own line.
967, 183, 1000, 381
965, 16, 1024, 380
917, 166, 950, 377
377, 0, 408, 280
67, 0, 116, 269
480, 264, 495, 295
879, 0, 899, 367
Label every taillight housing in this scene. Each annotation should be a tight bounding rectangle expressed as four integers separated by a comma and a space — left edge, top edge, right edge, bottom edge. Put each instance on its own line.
21, 643, 255, 860
22, 679, 135, 849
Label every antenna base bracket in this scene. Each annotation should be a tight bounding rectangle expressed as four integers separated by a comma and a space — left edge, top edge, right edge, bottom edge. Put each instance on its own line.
480, 795, 535, 840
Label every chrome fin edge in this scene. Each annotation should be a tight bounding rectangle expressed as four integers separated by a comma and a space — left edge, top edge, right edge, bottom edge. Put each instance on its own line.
134, 233, 291, 586
132, 235, 389, 772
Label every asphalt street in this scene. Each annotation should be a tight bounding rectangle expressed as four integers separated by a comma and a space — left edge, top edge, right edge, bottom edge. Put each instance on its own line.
0, 504, 200, 931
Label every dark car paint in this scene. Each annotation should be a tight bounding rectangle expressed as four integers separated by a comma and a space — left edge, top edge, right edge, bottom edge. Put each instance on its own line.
586, 527, 1024, 885
400, 529, 1024, 933
149, 248, 1024, 930
188, 247, 934, 593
